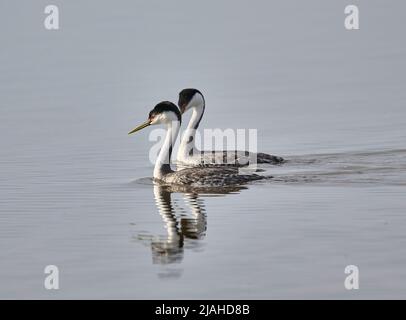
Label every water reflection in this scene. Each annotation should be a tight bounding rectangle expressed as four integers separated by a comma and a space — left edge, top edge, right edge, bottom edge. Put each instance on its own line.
135, 184, 245, 269
150, 185, 207, 264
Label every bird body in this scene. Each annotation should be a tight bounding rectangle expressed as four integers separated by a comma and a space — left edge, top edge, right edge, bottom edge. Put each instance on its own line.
177, 88, 284, 167
160, 166, 264, 187
177, 150, 283, 167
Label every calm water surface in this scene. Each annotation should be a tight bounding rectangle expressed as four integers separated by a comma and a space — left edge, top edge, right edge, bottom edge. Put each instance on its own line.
1, 1, 406, 298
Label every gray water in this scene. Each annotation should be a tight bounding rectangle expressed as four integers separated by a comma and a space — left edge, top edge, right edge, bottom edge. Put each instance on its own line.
1, 0, 406, 299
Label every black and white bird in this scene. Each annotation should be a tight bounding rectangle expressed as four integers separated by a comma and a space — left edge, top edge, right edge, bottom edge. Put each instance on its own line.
128, 101, 266, 188
177, 88, 284, 167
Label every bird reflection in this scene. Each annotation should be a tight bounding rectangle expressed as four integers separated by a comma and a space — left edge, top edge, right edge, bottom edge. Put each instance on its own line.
135, 185, 206, 265
135, 184, 245, 267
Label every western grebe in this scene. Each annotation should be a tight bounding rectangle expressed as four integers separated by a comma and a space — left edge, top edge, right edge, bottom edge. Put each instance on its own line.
128, 101, 266, 187
177, 88, 284, 167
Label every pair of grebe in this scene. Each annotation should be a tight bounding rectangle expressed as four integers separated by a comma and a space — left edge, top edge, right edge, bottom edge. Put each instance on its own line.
128, 89, 283, 187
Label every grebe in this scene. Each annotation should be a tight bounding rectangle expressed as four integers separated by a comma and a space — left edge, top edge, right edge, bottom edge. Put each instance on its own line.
128, 101, 266, 187
177, 88, 284, 167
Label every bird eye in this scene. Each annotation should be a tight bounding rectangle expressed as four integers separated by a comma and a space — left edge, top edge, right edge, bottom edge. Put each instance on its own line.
148, 112, 156, 121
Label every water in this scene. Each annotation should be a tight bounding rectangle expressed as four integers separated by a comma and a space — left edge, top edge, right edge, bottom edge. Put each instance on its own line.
1, 1, 406, 299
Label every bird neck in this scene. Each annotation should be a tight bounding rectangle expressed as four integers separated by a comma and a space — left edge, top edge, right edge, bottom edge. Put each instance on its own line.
178, 103, 205, 161
154, 120, 180, 180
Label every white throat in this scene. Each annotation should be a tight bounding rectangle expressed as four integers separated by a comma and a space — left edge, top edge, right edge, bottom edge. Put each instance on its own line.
154, 119, 180, 180
177, 94, 205, 163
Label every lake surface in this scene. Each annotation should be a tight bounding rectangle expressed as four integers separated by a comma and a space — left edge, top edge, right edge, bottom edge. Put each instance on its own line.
1, 1, 406, 299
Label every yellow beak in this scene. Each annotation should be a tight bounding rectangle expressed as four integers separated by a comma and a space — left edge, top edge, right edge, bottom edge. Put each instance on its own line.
128, 120, 151, 135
